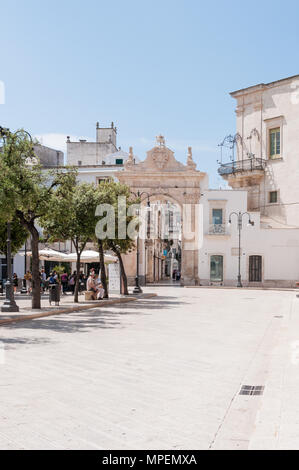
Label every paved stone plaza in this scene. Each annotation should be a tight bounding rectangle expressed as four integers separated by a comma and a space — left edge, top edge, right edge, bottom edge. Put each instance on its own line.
0, 286, 299, 450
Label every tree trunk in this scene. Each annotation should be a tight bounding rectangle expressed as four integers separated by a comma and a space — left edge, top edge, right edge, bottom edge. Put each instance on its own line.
112, 244, 128, 295
98, 240, 108, 298
15, 213, 41, 309
74, 254, 81, 303
30, 225, 41, 309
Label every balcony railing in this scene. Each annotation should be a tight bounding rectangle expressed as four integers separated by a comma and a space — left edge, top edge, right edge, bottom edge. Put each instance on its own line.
218, 157, 266, 176
208, 224, 227, 235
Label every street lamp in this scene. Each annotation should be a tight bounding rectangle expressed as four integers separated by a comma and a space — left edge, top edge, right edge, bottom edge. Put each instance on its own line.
228, 211, 254, 288
20, 240, 28, 294
0, 127, 33, 312
130, 191, 151, 294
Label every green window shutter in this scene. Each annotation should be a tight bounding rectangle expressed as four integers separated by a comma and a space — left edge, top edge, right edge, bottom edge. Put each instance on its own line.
269, 128, 280, 159
212, 209, 223, 224
269, 191, 278, 203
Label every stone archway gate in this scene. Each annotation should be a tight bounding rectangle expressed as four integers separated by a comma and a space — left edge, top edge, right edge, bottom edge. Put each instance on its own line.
117, 138, 207, 286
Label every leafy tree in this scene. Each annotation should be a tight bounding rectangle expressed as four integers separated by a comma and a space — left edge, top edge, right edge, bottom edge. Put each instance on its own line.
0, 128, 76, 309
0, 217, 29, 256
94, 181, 138, 295
41, 183, 98, 303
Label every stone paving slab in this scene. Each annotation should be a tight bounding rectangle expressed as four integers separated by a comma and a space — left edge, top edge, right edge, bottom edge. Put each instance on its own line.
0, 286, 298, 449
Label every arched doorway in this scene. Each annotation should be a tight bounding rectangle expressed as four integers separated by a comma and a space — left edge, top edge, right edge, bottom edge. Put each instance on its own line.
141, 194, 182, 284
117, 138, 207, 286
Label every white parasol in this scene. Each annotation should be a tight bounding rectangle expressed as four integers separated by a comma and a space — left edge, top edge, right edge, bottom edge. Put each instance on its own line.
62, 250, 117, 264
20, 248, 67, 262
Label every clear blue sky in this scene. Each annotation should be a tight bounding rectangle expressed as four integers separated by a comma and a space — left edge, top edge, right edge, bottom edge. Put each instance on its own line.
1, 0, 299, 187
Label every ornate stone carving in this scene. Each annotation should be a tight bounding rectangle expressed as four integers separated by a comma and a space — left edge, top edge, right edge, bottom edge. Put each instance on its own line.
152, 147, 169, 169
183, 191, 201, 203
152, 186, 167, 195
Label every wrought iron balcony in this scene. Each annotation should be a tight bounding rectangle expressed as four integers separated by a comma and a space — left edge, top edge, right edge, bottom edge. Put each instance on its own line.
208, 224, 227, 235
218, 157, 266, 176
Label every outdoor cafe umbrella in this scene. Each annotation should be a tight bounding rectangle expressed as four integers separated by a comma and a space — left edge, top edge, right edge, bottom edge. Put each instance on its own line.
62, 250, 117, 264
20, 248, 67, 262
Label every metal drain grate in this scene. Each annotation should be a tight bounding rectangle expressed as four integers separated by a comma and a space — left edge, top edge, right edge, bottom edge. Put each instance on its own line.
239, 385, 264, 396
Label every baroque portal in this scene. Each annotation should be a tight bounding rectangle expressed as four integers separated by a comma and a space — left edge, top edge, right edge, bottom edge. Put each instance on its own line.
117, 137, 207, 286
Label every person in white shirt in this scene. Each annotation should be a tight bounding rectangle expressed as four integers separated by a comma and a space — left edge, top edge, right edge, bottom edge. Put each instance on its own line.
94, 274, 104, 300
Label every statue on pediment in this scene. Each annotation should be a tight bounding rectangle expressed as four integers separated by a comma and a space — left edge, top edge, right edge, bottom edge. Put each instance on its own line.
124, 146, 134, 169
156, 134, 166, 147
186, 146, 196, 170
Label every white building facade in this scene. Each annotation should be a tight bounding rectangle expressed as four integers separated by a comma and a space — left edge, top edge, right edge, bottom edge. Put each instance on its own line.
66, 122, 138, 185
199, 189, 299, 287
219, 74, 299, 227
201, 75, 299, 287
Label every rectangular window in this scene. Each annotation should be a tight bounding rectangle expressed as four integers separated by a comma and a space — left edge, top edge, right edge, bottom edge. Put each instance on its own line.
269, 128, 280, 159
212, 208, 223, 225
168, 211, 173, 232
97, 177, 110, 185
269, 191, 278, 203
249, 255, 262, 282
115, 159, 123, 165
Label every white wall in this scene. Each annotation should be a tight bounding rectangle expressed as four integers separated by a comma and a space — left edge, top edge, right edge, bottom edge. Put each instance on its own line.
199, 189, 299, 286
76, 168, 122, 185
13, 254, 25, 278
67, 142, 117, 166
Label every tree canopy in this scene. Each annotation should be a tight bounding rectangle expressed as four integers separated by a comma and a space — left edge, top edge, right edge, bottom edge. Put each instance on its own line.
94, 180, 138, 294
0, 217, 29, 256
41, 182, 99, 302
0, 128, 76, 308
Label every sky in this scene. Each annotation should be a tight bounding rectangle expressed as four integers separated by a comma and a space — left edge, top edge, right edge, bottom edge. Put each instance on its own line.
1, 0, 299, 187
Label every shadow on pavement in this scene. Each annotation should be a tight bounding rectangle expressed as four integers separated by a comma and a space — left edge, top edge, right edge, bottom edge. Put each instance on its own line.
0, 295, 184, 349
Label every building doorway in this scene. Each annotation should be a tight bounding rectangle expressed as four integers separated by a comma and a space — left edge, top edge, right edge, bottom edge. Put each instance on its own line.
249, 255, 262, 282
210, 255, 223, 282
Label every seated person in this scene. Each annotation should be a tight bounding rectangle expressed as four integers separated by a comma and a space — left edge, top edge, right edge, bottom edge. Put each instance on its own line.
87, 273, 104, 300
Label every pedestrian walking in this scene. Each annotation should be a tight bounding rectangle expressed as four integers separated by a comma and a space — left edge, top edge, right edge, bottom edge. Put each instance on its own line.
69, 271, 77, 294
61, 271, 68, 294
24, 270, 32, 294
40, 268, 47, 292
13, 273, 18, 293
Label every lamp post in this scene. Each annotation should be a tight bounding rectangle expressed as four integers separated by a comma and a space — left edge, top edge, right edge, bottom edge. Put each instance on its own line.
228, 211, 254, 288
0, 127, 20, 312
20, 240, 28, 294
0, 127, 33, 312
130, 191, 151, 294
